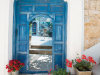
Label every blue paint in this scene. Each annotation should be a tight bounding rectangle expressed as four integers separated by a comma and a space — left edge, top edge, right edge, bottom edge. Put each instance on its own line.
35, 5, 48, 12
55, 25, 63, 41
19, 44, 27, 52
55, 44, 62, 51
19, 0, 63, 3
55, 54, 62, 69
19, 25, 27, 41
19, 14, 27, 22
50, 5, 63, 12
18, 54, 27, 71
20, 5, 33, 12
55, 14, 63, 22
13, 0, 17, 59
13, 0, 68, 74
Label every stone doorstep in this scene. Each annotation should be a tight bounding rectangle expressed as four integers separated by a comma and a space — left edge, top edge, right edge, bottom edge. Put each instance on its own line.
19, 65, 100, 75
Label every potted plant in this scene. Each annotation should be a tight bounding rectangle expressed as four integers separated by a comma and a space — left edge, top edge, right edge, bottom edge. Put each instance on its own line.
48, 65, 71, 75
6, 59, 25, 75
66, 54, 97, 75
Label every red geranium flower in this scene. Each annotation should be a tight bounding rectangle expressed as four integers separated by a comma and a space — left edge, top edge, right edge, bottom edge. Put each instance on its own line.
66, 59, 72, 68
82, 54, 86, 59
76, 58, 82, 63
6, 59, 25, 73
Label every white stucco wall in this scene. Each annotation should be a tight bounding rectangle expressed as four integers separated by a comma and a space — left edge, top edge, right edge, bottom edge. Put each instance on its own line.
66, 0, 83, 74
0, 0, 14, 75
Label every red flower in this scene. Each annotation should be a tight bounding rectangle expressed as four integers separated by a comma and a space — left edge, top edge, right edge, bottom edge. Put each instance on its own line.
6, 59, 25, 73
6, 65, 10, 69
82, 54, 86, 59
66, 59, 72, 68
85, 58, 88, 61
88, 56, 93, 63
9, 62, 13, 66
20, 63, 25, 66
76, 58, 82, 63
8, 70, 12, 73
14, 61, 17, 64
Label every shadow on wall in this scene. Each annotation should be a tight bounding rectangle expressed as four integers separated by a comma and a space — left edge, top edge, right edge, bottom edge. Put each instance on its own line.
82, 43, 100, 64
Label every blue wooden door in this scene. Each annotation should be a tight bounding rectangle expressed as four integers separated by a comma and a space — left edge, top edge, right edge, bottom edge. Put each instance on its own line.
15, 0, 67, 74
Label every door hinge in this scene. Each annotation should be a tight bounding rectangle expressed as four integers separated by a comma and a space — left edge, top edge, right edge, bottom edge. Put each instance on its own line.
16, 29, 17, 36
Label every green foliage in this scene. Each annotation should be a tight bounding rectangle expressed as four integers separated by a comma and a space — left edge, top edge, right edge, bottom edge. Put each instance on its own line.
47, 31, 52, 36
29, 31, 33, 35
29, 23, 32, 27
48, 66, 71, 75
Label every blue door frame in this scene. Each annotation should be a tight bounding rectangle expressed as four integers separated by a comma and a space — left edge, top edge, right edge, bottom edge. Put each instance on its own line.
13, 0, 68, 74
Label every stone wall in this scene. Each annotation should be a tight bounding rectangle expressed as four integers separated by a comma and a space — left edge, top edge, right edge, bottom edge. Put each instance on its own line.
84, 0, 100, 50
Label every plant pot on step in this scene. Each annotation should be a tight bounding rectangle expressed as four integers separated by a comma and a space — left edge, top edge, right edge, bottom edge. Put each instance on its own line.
75, 68, 92, 75
12, 70, 19, 75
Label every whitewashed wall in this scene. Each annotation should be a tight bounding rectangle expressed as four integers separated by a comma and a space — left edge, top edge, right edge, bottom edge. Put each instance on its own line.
0, 0, 14, 75
66, 0, 83, 74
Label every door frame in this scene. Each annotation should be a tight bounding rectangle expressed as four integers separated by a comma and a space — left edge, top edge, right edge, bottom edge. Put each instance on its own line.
12, 0, 68, 74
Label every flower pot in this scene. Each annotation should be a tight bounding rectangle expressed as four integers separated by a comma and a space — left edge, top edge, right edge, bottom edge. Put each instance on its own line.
75, 68, 92, 75
11, 71, 19, 75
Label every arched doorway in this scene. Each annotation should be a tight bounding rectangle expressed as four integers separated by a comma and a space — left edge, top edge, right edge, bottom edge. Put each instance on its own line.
14, 0, 68, 74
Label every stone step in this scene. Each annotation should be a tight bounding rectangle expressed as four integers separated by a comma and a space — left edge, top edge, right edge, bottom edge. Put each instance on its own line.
92, 65, 100, 75
30, 49, 52, 51
31, 45, 52, 49
29, 49, 52, 55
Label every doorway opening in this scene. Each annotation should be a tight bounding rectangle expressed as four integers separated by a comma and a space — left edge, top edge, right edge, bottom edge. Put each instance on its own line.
29, 16, 53, 71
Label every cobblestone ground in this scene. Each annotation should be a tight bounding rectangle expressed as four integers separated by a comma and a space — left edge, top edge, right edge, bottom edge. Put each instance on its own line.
29, 54, 52, 71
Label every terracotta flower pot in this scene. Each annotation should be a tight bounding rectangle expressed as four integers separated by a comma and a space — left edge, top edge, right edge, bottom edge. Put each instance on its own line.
75, 68, 92, 75
11, 71, 19, 75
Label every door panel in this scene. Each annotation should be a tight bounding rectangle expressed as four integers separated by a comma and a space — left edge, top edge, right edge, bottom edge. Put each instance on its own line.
55, 25, 63, 41
15, 0, 67, 73
54, 54, 62, 69
18, 54, 27, 71
19, 25, 27, 41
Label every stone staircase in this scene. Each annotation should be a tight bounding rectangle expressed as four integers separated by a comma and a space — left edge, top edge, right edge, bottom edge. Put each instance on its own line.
92, 64, 100, 75
29, 45, 52, 55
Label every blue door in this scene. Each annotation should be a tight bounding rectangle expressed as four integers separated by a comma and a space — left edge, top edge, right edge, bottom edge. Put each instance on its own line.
14, 0, 68, 74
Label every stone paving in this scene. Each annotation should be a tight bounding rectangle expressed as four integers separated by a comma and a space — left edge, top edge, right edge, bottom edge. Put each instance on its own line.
29, 54, 52, 71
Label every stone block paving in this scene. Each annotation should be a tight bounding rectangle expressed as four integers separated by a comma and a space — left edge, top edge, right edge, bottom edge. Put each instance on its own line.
29, 54, 52, 71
